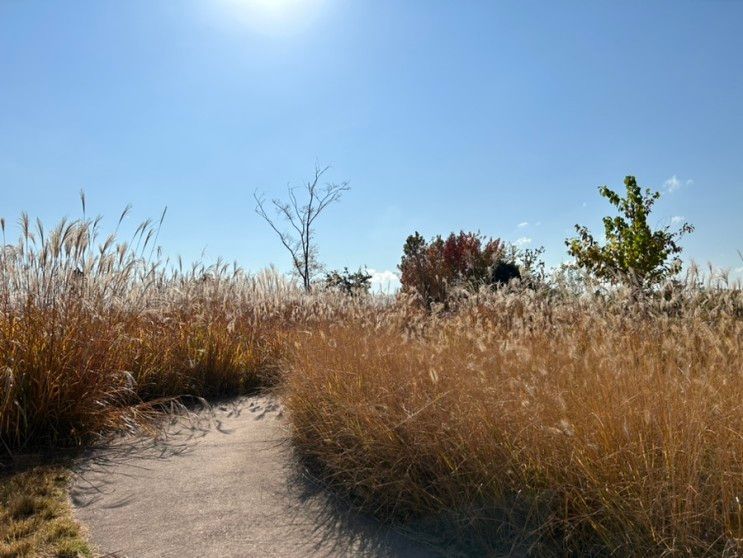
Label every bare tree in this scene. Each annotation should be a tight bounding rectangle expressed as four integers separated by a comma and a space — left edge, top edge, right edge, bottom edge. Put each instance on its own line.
254, 166, 350, 292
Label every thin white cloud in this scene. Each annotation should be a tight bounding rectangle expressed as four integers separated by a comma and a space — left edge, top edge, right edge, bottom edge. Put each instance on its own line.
367, 268, 400, 293
515, 237, 532, 247
664, 175, 681, 192
671, 215, 685, 223
517, 221, 529, 228
664, 175, 692, 193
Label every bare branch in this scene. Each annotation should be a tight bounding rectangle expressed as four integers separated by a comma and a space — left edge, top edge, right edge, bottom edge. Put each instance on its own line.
309, 181, 350, 227
254, 166, 349, 292
273, 198, 304, 238
254, 193, 304, 277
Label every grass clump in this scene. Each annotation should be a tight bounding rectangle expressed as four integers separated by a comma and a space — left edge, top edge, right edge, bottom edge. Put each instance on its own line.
0, 213, 289, 452
285, 283, 743, 556
0, 466, 92, 558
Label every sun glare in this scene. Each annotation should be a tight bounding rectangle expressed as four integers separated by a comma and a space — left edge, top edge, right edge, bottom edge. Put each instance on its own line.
219, 0, 326, 35
245, 0, 303, 16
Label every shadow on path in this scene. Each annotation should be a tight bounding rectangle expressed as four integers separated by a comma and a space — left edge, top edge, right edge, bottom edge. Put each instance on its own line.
71, 395, 445, 558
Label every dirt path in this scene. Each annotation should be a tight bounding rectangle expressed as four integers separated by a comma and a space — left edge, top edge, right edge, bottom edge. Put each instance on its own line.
71, 396, 438, 558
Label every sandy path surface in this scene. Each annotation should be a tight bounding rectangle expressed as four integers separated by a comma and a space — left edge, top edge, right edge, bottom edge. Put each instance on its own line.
71, 396, 439, 558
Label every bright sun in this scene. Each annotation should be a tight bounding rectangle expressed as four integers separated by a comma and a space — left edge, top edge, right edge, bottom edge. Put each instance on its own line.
239, 0, 302, 18
220, 0, 326, 35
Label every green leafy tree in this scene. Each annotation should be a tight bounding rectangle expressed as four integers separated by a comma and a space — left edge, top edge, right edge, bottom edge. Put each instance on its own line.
566, 176, 693, 287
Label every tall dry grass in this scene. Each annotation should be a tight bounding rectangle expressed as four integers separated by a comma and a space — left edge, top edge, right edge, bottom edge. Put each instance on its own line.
285, 282, 742, 556
0, 213, 292, 451
1, 208, 741, 555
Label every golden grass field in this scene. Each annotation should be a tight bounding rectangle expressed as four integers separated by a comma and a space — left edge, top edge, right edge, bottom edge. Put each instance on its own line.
287, 288, 742, 555
1, 215, 741, 556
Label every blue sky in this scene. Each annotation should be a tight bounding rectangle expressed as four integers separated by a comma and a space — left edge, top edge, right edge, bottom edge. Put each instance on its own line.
1, 0, 742, 289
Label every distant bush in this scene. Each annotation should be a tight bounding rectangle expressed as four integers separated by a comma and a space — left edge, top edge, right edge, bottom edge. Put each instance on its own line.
398, 231, 519, 307
323, 267, 372, 296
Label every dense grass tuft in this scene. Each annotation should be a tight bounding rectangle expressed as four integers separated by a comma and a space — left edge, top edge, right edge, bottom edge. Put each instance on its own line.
285, 283, 742, 556
0, 214, 289, 451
